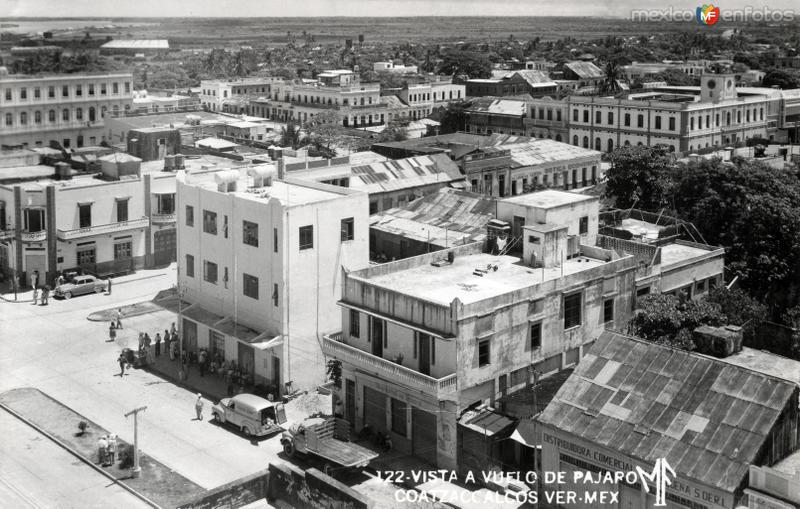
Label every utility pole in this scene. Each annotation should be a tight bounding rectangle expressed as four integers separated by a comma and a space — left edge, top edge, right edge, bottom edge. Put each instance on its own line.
124, 406, 147, 478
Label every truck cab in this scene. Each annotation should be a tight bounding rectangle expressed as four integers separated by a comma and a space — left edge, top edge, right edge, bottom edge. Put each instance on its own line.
211, 394, 286, 437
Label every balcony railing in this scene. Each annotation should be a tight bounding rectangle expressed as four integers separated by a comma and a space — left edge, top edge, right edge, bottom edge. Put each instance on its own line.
323, 332, 457, 399
57, 217, 149, 241
0, 229, 13, 241
20, 230, 46, 242
150, 212, 176, 224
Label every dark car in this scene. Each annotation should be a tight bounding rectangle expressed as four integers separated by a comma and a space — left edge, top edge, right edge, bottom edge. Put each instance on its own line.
54, 274, 106, 299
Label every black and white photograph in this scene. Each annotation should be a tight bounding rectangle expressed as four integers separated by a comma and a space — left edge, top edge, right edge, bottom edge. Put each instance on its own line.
0, 1, 799, 508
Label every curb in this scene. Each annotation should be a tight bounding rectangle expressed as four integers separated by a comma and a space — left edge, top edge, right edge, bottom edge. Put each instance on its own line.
0, 401, 162, 509
1, 272, 167, 304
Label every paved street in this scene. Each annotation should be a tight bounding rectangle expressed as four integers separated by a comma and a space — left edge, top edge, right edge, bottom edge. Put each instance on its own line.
0, 410, 148, 509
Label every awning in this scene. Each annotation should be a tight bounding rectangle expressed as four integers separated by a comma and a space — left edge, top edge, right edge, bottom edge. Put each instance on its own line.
509, 420, 539, 448
250, 334, 283, 351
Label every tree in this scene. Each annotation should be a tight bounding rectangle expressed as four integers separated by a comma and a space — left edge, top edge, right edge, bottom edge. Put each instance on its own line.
376, 119, 408, 143
304, 110, 344, 154
628, 294, 725, 350
597, 62, 622, 96
604, 145, 676, 210
439, 51, 492, 79
762, 68, 800, 90
645, 68, 698, 86
437, 100, 473, 135
280, 121, 301, 149
705, 286, 768, 328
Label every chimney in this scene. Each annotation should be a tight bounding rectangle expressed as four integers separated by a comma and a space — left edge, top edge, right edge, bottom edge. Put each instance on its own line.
692, 325, 743, 358
276, 158, 285, 180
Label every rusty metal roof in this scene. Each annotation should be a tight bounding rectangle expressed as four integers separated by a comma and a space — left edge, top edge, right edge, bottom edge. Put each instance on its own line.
537, 331, 798, 493
349, 153, 464, 194
564, 61, 605, 79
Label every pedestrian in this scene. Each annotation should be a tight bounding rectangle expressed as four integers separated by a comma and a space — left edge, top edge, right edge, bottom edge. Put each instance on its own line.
97, 435, 108, 465
143, 333, 151, 351
41, 286, 49, 305
31, 287, 39, 305
170, 322, 177, 336
227, 380, 234, 397
138, 332, 145, 351
155, 333, 162, 357
106, 434, 117, 464
31, 270, 39, 290
170, 339, 177, 361
56, 273, 65, 288
107, 277, 112, 295
108, 322, 117, 342
118, 352, 126, 376
198, 349, 207, 377
115, 308, 123, 329
195, 393, 204, 420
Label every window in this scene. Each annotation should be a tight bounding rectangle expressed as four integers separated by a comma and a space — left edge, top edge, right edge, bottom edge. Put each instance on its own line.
579, 216, 589, 235
696, 279, 706, 293
34, 111, 41, 124
564, 292, 582, 329
24, 208, 45, 232
340, 217, 354, 241
243, 220, 258, 247
113, 82, 119, 94
48, 110, 55, 122
637, 114, 644, 128
78, 204, 92, 228
20, 112, 27, 125
88, 84, 95, 96
203, 260, 218, 284
34, 87, 40, 99
157, 193, 174, 214
624, 113, 630, 126
185, 254, 195, 277
272, 283, 279, 306
603, 298, 614, 323
299, 225, 313, 250
62, 85, 69, 97
62, 108, 70, 121
669, 117, 675, 131
114, 241, 132, 260
116, 199, 129, 222
583, 110, 589, 123
595, 111, 601, 124
530, 321, 542, 350
273, 228, 278, 253
101, 83, 107, 95
4, 113, 10, 126
76, 108, 83, 121
203, 210, 217, 235
185, 205, 194, 227
478, 339, 490, 367
349, 309, 360, 338
608, 112, 613, 124
391, 398, 407, 437
4, 88, 11, 101
20, 87, 27, 100
572, 109, 579, 122
655, 116, 661, 129
77, 248, 96, 266
243, 273, 259, 299
125, 82, 131, 93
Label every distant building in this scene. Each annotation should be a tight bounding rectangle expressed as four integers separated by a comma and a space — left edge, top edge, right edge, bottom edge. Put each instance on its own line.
0, 67, 134, 150
132, 90, 198, 115
176, 164, 369, 392
373, 61, 419, 74
199, 77, 280, 113
537, 330, 800, 509
561, 61, 605, 88
322, 189, 638, 469
99, 39, 169, 56
466, 71, 557, 99
465, 95, 532, 136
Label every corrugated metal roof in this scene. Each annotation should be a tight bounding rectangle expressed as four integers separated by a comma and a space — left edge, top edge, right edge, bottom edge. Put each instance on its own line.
467, 96, 528, 116
348, 153, 464, 194
504, 139, 601, 167
101, 40, 169, 49
370, 188, 495, 245
564, 61, 605, 79
538, 331, 798, 493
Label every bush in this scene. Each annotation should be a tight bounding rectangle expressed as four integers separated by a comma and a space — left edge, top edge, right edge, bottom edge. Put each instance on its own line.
77, 420, 88, 436
118, 444, 135, 470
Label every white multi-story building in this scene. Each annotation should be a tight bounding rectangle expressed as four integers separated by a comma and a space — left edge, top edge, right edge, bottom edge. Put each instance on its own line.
176, 163, 369, 393
0, 67, 134, 150
0, 154, 177, 287
199, 77, 280, 112
373, 62, 419, 74
398, 79, 465, 121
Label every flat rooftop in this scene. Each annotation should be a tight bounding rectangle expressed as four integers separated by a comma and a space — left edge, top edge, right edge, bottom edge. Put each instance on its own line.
362, 252, 606, 305
500, 189, 596, 209
660, 242, 715, 267
712, 347, 800, 386
0, 165, 57, 183
618, 218, 665, 240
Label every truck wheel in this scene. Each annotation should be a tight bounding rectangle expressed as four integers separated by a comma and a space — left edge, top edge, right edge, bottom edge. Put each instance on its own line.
282, 441, 295, 457
242, 426, 252, 437
95, 286, 103, 294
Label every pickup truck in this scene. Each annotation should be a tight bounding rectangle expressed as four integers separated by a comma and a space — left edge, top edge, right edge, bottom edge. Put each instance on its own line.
281, 417, 378, 474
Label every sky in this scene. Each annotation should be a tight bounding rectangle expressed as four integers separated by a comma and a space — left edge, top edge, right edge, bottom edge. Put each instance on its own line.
3, 0, 799, 18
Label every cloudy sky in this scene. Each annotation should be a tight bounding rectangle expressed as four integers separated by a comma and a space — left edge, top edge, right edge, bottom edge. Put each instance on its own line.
4, 0, 799, 18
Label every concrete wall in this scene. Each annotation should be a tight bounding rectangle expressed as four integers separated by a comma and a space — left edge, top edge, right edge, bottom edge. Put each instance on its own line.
266, 463, 373, 509
176, 468, 270, 509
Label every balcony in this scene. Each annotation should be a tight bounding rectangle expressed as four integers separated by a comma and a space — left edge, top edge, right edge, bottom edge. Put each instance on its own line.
0, 229, 13, 241
150, 212, 176, 225
20, 230, 47, 242
323, 332, 458, 399
57, 217, 149, 241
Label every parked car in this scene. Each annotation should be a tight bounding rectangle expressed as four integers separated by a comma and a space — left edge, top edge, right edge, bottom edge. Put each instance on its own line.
211, 393, 287, 437
54, 274, 106, 299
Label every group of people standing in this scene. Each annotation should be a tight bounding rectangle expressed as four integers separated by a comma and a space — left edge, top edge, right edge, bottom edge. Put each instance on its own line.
29, 270, 50, 305
96, 433, 119, 467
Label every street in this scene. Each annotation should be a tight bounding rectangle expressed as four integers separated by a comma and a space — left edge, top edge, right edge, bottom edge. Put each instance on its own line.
0, 409, 148, 509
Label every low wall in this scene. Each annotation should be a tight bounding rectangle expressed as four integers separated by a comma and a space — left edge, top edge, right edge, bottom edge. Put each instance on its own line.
176, 469, 269, 509
267, 463, 373, 509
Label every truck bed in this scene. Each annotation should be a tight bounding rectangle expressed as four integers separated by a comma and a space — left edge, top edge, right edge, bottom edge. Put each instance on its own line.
315, 438, 379, 468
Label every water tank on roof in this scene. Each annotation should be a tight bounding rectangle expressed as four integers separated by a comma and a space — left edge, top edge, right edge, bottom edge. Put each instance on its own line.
163, 155, 175, 171
174, 153, 185, 169
55, 162, 72, 181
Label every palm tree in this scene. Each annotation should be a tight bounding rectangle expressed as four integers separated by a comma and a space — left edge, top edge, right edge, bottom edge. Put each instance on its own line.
597, 62, 622, 97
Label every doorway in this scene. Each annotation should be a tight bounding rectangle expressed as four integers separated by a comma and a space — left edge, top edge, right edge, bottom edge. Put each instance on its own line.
418, 333, 431, 375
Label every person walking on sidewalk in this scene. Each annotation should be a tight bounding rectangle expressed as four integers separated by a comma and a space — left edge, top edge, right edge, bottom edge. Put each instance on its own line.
108, 322, 117, 342
155, 333, 162, 357
107, 277, 112, 295
31, 287, 39, 305
115, 308, 123, 329
170, 338, 177, 360
195, 393, 204, 421
118, 353, 126, 376
41, 286, 49, 305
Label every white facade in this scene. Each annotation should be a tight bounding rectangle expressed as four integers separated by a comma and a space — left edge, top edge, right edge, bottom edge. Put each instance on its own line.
199, 77, 279, 112
0, 68, 134, 150
176, 166, 369, 391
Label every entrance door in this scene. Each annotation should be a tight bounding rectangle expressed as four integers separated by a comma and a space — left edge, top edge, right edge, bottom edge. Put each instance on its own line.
237, 342, 255, 379
418, 333, 431, 376
153, 228, 176, 267
210, 330, 225, 360
499, 374, 508, 398
345, 379, 356, 426
370, 316, 384, 358
363, 386, 387, 433
272, 356, 281, 388
412, 407, 438, 465
182, 319, 198, 352
25, 254, 47, 286
512, 216, 525, 238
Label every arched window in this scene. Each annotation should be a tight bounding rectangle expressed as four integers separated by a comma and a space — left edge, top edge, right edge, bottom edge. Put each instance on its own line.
624, 140, 630, 146
5, 113, 12, 126
607, 139, 614, 152
624, 113, 630, 126
726, 112, 731, 125
555, 134, 562, 142
89, 107, 96, 122
637, 141, 643, 146
34, 111, 41, 124
112, 105, 119, 115
20, 112, 27, 125
583, 136, 589, 148
48, 110, 55, 122
669, 145, 675, 152
76, 108, 83, 121
737, 111, 741, 123
573, 135, 579, 146
760, 108, 764, 121
62, 109, 70, 121
595, 138, 601, 151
